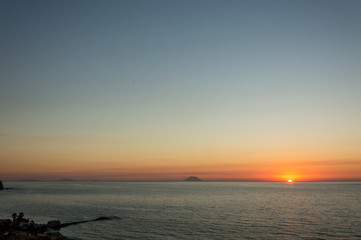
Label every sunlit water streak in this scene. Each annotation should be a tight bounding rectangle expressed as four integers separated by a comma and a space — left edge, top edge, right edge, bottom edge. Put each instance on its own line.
1, 182, 361, 239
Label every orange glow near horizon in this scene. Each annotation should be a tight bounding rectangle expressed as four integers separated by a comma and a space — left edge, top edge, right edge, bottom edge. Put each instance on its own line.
1, 155, 361, 181
1, 141, 361, 181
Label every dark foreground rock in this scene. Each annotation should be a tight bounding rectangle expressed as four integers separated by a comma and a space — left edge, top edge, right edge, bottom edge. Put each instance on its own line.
1, 213, 119, 240
0, 213, 73, 240
0, 229, 72, 240
0, 181, 14, 191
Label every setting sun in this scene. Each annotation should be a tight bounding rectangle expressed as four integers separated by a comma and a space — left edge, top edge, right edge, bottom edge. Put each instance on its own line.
288, 179, 293, 183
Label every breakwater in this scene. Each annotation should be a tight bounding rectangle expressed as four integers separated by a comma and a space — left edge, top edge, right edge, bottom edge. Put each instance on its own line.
0, 213, 119, 240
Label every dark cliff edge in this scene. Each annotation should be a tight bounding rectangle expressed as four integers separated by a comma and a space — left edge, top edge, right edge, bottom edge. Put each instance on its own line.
0, 181, 14, 191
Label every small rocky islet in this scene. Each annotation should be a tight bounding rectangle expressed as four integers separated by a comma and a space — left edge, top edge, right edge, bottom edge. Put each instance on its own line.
0, 181, 13, 191
184, 176, 202, 181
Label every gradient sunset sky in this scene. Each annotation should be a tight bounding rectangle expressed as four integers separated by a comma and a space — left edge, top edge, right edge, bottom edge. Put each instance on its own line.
1, 0, 361, 181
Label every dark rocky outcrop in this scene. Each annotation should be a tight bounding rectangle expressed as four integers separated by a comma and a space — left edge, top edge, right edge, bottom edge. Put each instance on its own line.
184, 176, 202, 181
1, 213, 120, 240
0, 213, 73, 240
0, 213, 119, 240
0, 181, 13, 191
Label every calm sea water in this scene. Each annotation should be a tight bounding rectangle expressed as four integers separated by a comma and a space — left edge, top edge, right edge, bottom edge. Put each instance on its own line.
1, 182, 361, 240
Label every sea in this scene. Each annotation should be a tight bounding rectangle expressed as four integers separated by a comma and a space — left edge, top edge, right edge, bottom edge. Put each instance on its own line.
1, 181, 361, 240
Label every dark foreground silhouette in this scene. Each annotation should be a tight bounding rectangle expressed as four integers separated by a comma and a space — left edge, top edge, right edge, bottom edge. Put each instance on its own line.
0, 213, 120, 240
0, 181, 14, 191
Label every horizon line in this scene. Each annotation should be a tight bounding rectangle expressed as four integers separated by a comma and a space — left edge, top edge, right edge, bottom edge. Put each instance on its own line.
3, 179, 361, 183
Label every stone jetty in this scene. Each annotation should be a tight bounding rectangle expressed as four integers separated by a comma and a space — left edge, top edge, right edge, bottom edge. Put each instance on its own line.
0, 213, 118, 240
0, 213, 73, 240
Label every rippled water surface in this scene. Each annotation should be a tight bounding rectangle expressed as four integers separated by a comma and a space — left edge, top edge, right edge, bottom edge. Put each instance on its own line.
1, 182, 361, 239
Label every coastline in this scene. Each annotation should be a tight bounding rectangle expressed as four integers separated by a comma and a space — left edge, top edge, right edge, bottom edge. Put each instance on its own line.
0, 216, 73, 240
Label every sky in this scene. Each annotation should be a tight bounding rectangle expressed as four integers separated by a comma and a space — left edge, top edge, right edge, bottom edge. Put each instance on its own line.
1, 0, 361, 181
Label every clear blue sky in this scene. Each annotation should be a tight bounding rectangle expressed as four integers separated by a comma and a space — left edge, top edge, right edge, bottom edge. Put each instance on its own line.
1, 0, 361, 180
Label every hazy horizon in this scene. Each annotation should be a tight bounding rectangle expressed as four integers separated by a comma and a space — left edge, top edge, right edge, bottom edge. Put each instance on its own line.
3, 174, 361, 182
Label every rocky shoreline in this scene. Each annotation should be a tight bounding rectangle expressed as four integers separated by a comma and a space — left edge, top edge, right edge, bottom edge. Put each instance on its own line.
0, 213, 73, 240
0, 212, 119, 240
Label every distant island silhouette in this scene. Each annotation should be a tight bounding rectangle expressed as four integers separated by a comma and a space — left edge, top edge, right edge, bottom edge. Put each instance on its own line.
184, 176, 202, 182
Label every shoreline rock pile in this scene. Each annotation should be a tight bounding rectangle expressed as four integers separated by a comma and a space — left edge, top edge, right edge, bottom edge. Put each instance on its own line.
0, 213, 73, 240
